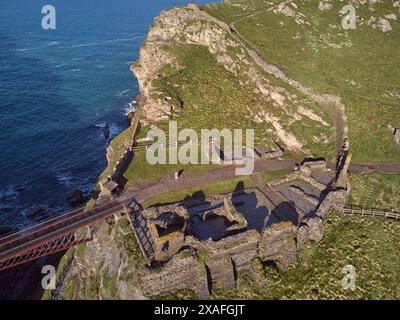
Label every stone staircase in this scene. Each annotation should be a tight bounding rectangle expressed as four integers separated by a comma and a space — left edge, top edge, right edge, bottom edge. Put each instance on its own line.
361, 179, 379, 209
252, 172, 263, 189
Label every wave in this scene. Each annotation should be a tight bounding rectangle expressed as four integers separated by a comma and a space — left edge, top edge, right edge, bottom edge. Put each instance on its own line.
14, 40, 60, 52
53, 63, 67, 68
124, 100, 137, 114
0, 186, 18, 201
65, 37, 139, 49
68, 42, 98, 49
94, 122, 106, 128
56, 173, 77, 189
15, 48, 35, 52
114, 88, 131, 97
56, 173, 93, 194
108, 123, 121, 138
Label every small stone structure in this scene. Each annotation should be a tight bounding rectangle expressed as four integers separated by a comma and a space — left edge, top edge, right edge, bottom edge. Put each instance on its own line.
394, 128, 400, 146
254, 146, 284, 160
99, 178, 119, 196
100, 147, 134, 196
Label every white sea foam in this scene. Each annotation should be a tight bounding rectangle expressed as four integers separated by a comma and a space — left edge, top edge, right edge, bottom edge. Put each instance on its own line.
124, 100, 137, 115
108, 123, 121, 138
115, 88, 131, 97
56, 173, 93, 194
56, 173, 76, 189
94, 122, 106, 128
0, 186, 18, 201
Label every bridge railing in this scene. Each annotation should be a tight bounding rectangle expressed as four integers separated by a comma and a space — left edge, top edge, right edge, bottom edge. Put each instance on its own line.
343, 204, 400, 220
0, 199, 126, 267
0, 194, 116, 248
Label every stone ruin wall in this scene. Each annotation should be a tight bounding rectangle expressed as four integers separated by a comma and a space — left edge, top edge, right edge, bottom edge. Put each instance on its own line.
140, 255, 200, 298
139, 155, 350, 298
140, 225, 297, 298
139, 154, 351, 298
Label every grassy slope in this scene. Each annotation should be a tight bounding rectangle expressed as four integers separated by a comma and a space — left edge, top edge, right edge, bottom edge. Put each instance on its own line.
122, 42, 335, 189
153, 44, 335, 156
212, 212, 400, 299
204, 0, 400, 163
349, 172, 400, 210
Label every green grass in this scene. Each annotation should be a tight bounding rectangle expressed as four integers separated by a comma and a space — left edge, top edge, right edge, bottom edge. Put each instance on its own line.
261, 168, 292, 185
124, 147, 221, 186
41, 248, 76, 300
204, 0, 400, 163
211, 212, 400, 299
152, 44, 335, 158
349, 173, 400, 210
154, 290, 198, 300
100, 126, 134, 180
153, 45, 269, 145
143, 175, 254, 207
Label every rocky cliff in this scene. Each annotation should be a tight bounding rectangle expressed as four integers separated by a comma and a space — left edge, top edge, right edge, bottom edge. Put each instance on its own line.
131, 3, 334, 155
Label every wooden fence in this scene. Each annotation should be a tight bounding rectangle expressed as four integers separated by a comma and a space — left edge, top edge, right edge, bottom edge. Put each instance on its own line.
342, 204, 400, 220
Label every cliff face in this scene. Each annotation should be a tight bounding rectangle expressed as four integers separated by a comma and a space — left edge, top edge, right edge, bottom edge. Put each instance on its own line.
131, 4, 334, 155
51, 217, 147, 300
131, 4, 240, 123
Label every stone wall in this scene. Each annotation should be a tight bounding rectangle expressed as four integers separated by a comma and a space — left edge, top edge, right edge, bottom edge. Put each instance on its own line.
140, 226, 299, 298
110, 148, 133, 182
140, 255, 199, 297
206, 255, 236, 292
259, 222, 297, 270
394, 128, 400, 146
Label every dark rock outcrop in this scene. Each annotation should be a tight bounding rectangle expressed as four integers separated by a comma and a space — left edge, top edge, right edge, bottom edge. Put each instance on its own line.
103, 123, 110, 140
67, 190, 85, 208
26, 208, 47, 220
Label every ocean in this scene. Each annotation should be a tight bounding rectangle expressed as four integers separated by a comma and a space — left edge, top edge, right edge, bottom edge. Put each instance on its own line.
0, 0, 215, 229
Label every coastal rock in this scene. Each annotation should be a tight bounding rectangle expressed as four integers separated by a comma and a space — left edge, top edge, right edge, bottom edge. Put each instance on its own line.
26, 208, 47, 220
318, 1, 333, 11
126, 111, 135, 125
14, 185, 26, 192
0, 226, 14, 236
103, 123, 110, 140
67, 190, 85, 208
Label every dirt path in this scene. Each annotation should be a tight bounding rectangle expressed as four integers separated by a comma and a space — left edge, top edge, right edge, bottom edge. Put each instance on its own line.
348, 163, 400, 175
125, 158, 296, 203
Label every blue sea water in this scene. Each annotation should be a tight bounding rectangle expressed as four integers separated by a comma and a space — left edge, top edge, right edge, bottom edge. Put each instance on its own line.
0, 0, 215, 228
